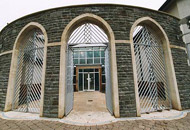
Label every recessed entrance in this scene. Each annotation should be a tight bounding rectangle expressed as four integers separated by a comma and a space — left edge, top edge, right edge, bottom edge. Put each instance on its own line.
64, 91, 115, 123
64, 21, 113, 117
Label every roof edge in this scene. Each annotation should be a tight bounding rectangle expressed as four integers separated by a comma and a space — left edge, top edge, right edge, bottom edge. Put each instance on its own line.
0, 3, 180, 33
159, 0, 176, 11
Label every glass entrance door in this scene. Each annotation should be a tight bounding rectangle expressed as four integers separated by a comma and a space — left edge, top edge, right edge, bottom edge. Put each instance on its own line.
78, 69, 99, 91
89, 73, 95, 90
83, 73, 95, 91
84, 73, 88, 91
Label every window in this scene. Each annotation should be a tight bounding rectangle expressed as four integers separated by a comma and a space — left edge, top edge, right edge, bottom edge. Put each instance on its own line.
73, 47, 105, 65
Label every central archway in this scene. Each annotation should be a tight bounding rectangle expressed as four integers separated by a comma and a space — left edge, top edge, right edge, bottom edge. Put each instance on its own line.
59, 13, 120, 118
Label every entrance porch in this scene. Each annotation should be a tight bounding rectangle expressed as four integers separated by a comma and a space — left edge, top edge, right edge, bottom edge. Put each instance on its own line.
64, 91, 114, 123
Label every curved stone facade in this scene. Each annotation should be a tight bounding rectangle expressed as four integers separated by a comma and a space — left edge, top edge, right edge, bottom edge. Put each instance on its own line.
0, 4, 189, 118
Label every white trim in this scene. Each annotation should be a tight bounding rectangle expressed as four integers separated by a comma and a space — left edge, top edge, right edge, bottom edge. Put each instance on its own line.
115, 40, 130, 44
0, 50, 13, 57
170, 45, 186, 51
47, 42, 61, 46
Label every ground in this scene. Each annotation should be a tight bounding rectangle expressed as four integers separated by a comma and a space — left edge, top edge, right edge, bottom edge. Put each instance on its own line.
1, 92, 190, 129
0, 113, 189, 130
64, 92, 114, 123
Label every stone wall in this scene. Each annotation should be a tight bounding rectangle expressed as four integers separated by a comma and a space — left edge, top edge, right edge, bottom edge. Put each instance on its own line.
116, 43, 137, 117
0, 53, 12, 111
43, 46, 60, 117
0, 4, 188, 117
171, 48, 190, 109
0, 4, 183, 53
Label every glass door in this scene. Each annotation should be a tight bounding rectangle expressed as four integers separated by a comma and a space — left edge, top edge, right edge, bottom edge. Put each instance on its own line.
78, 68, 99, 91
84, 73, 88, 91
89, 73, 95, 91
83, 73, 95, 91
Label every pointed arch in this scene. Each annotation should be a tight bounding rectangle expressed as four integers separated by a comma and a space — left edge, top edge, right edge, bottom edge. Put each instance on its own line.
59, 13, 120, 118
4, 22, 48, 116
130, 17, 182, 116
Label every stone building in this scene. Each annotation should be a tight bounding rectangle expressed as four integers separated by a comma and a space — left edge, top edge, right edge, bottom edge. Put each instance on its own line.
159, 0, 190, 62
0, 4, 189, 118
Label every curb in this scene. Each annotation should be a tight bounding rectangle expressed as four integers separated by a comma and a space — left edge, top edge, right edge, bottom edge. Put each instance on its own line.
0, 110, 189, 126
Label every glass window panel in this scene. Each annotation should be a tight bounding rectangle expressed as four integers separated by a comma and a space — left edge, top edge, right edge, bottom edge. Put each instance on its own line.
74, 59, 78, 64
102, 67, 105, 74
74, 67, 76, 75
95, 69, 98, 72
87, 59, 93, 64
80, 59, 85, 64
84, 69, 94, 72
80, 48, 87, 51
94, 47, 99, 51
73, 76, 76, 84
90, 73, 95, 90
87, 51, 93, 58
73, 48, 80, 51
100, 47, 106, 50
79, 73, 83, 91
94, 51, 100, 57
74, 51, 79, 58
86, 47, 93, 51
80, 52, 85, 58
101, 58, 105, 64
79, 69, 83, 72
74, 85, 77, 92
102, 84, 106, 93
84, 74, 88, 90
95, 73, 99, 91
94, 58, 100, 64
101, 51, 105, 57
102, 75, 105, 83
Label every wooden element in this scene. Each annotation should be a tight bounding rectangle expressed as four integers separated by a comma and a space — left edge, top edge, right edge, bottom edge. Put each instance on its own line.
75, 65, 102, 92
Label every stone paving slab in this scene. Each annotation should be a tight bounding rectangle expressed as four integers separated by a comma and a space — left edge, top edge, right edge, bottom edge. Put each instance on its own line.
0, 113, 190, 130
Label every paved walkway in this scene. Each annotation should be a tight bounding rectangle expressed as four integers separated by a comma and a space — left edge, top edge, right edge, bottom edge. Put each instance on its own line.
0, 113, 190, 130
64, 92, 114, 123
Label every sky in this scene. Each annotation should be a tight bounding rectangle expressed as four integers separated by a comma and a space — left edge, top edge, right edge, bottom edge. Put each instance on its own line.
0, 0, 166, 31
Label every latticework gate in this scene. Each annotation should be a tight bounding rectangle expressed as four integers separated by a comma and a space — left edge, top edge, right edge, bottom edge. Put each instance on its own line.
133, 25, 171, 113
105, 48, 113, 115
12, 29, 44, 113
65, 46, 74, 116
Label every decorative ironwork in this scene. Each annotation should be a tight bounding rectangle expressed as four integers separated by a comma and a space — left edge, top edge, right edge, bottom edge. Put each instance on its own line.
65, 46, 74, 116
133, 25, 171, 113
68, 23, 108, 45
105, 48, 113, 115
12, 29, 44, 113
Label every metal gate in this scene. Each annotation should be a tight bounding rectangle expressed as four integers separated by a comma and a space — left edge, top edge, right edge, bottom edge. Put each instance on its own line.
133, 25, 171, 113
66, 22, 113, 115
105, 48, 113, 115
12, 29, 44, 113
65, 46, 74, 116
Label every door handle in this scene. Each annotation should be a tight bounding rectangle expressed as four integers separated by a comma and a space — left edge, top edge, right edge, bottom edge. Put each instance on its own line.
87, 78, 91, 82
